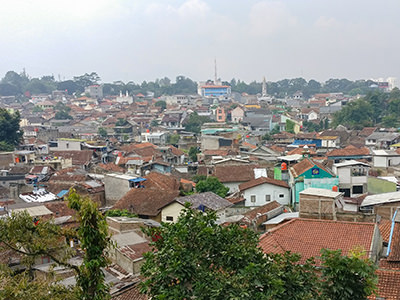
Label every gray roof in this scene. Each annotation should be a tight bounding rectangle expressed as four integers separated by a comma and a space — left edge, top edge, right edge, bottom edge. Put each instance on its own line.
361, 191, 400, 207
366, 132, 400, 142
333, 160, 370, 168
175, 192, 232, 211
262, 212, 299, 225
300, 188, 342, 198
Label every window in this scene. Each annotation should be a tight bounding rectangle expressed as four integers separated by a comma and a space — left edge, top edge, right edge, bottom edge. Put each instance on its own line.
352, 185, 363, 194
251, 195, 256, 203
166, 216, 174, 221
279, 194, 284, 198
265, 195, 271, 202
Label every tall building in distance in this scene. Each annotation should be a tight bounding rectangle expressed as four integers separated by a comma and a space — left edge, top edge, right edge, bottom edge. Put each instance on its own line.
197, 59, 231, 97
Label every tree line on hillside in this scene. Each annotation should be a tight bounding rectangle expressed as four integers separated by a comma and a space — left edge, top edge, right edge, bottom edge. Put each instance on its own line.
332, 88, 400, 129
0, 70, 385, 99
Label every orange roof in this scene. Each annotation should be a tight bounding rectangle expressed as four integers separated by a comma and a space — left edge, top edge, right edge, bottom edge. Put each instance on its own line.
287, 147, 316, 156
259, 218, 376, 264
242, 141, 257, 150
180, 178, 196, 187
370, 269, 400, 300
239, 176, 289, 191
327, 145, 370, 157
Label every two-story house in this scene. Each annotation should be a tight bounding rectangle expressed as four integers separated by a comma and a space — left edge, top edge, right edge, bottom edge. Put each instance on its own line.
332, 160, 370, 197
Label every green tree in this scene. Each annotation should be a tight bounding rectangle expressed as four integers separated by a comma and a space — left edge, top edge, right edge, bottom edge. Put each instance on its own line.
167, 134, 180, 146
188, 146, 199, 162
0, 108, 22, 150
154, 100, 167, 110
184, 112, 211, 134
105, 209, 137, 218
331, 99, 374, 129
319, 248, 378, 300
196, 176, 229, 197
55, 111, 73, 120
0, 191, 113, 300
286, 119, 296, 134
140, 207, 281, 299
98, 127, 108, 138
141, 208, 321, 300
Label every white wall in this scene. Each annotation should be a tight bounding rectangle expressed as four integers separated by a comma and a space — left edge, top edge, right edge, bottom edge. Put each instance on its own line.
161, 202, 184, 223
242, 183, 290, 207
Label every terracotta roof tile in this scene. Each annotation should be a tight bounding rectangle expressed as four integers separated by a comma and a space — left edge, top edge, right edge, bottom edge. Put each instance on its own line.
51, 150, 93, 166
98, 163, 125, 173
259, 218, 376, 264
327, 145, 370, 157
379, 219, 392, 243
370, 269, 400, 300
214, 164, 256, 183
239, 177, 289, 191
287, 147, 316, 156
243, 201, 281, 221
144, 172, 180, 191
111, 283, 147, 300
120, 242, 151, 261
113, 188, 179, 217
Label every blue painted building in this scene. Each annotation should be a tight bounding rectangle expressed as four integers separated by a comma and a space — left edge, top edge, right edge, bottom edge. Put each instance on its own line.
289, 158, 339, 205
199, 85, 231, 97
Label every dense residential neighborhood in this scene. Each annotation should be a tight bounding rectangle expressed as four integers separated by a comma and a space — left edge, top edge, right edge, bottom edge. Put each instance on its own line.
1, 72, 400, 299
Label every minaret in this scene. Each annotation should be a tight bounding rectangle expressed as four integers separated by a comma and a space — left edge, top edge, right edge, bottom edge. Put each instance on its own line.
262, 76, 267, 97
214, 58, 218, 84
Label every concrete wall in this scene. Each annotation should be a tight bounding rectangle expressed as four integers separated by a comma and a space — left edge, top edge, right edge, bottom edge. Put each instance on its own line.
104, 176, 131, 205
242, 184, 290, 207
368, 177, 397, 195
224, 181, 242, 193
375, 202, 400, 220
299, 194, 337, 220
57, 140, 82, 151
201, 136, 220, 150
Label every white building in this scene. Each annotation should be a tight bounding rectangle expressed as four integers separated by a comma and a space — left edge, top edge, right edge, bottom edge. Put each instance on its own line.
238, 177, 290, 207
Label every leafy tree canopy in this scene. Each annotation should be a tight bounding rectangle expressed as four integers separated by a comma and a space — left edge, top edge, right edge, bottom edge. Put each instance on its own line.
141, 207, 377, 300
0, 108, 22, 150
0, 191, 113, 300
195, 176, 229, 197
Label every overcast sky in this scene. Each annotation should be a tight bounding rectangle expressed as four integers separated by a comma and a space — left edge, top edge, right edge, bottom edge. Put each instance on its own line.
1, 0, 399, 84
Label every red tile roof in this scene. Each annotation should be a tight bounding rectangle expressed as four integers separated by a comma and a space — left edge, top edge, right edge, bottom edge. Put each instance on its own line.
239, 177, 289, 191
370, 269, 400, 300
214, 164, 256, 183
51, 150, 93, 166
379, 220, 392, 243
111, 283, 147, 300
243, 201, 281, 222
287, 147, 316, 156
144, 172, 180, 191
120, 242, 151, 261
326, 145, 370, 157
259, 218, 376, 264
113, 188, 179, 217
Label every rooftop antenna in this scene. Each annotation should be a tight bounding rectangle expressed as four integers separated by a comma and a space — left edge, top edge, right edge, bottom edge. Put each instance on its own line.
214, 58, 217, 84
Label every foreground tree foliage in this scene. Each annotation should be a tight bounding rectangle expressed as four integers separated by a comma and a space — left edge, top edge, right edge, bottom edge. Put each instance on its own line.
0, 191, 112, 300
141, 208, 377, 300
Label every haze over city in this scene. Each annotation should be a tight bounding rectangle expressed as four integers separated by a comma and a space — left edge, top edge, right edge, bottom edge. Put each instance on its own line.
1, 0, 399, 83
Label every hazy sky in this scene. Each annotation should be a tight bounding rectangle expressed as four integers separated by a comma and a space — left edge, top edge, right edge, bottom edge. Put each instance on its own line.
1, 0, 399, 84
